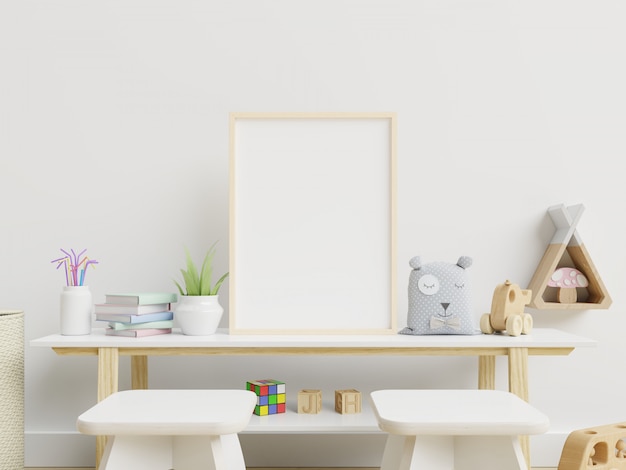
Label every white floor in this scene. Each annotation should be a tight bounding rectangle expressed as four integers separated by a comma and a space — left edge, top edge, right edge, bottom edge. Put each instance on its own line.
26, 467, 557, 470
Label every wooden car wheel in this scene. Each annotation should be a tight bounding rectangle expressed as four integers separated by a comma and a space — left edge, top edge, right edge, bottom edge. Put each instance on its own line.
522, 313, 533, 334
506, 315, 523, 337
480, 313, 494, 334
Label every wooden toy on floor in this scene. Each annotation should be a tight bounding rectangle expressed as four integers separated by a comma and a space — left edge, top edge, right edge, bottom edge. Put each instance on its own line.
558, 422, 626, 470
246, 379, 286, 416
480, 280, 533, 336
298, 389, 322, 414
335, 389, 361, 414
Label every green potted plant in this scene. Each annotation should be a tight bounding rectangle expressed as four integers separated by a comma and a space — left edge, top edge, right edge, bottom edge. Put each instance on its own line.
174, 242, 229, 335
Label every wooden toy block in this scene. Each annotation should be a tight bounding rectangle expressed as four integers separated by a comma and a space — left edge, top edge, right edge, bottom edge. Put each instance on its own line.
558, 422, 626, 470
246, 379, 286, 416
335, 389, 361, 414
297, 389, 322, 414
480, 280, 533, 336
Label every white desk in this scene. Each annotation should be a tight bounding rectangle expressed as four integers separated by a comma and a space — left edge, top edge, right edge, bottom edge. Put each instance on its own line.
31, 327, 595, 468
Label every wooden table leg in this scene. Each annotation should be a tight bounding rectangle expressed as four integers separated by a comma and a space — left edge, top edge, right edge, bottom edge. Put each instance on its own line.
131, 355, 148, 390
508, 348, 529, 401
508, 347, 530, 468
96, 347, 119, 470
478, 355, 496, 390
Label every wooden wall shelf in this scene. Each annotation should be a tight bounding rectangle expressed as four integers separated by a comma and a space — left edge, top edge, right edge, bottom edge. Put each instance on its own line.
527, 204, 611, 310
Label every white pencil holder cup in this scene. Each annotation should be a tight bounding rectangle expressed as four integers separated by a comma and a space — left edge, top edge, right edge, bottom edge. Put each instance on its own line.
60, 286, 93, 335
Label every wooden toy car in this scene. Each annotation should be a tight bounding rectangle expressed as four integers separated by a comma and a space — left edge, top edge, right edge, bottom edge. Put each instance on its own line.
480, 280, 533, 336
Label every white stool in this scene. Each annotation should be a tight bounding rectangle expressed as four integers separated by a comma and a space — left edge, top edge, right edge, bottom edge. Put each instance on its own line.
370, 389, 549, 470
77, 389, 256, 470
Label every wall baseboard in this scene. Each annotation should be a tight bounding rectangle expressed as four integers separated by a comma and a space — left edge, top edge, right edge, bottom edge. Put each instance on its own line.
25, 431, 568, 467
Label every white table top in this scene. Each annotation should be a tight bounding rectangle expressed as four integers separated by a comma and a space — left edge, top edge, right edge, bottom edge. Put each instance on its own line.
370, 389, 550, 435
76, 389, 257, 435
30, 327, 596, 350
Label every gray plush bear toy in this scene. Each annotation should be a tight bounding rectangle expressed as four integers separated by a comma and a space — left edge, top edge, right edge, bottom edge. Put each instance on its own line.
399, 256, 478, 335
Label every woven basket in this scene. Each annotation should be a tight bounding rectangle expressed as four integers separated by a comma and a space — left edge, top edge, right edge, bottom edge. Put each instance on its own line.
0, 310, 24, 470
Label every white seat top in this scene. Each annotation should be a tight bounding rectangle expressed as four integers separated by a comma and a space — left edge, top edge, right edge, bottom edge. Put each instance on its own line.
370, 390, 549, 436
77, 389, 257, 436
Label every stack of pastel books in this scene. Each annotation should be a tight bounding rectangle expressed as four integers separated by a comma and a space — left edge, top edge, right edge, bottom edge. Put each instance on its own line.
96, 292, 178, 337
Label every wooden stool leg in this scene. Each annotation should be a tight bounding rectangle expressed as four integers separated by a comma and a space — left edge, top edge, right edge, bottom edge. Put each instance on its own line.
381, 435, 455, 470
454, 436, 527, 470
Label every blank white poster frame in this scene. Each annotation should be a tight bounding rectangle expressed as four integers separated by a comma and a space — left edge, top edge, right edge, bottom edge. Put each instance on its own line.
229, 112, 397, 334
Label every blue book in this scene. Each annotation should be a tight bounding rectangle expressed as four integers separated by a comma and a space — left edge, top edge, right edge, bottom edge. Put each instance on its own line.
95, 310, 174, 324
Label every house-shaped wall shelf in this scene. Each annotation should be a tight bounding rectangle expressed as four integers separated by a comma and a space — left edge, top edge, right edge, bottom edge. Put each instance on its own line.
527, 203, 612, 310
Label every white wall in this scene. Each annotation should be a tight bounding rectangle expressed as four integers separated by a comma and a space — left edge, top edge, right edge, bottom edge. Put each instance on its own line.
2, 0, 626, 467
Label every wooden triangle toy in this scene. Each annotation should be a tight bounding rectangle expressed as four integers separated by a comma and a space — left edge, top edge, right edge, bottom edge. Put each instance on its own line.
527, 203, 611, 310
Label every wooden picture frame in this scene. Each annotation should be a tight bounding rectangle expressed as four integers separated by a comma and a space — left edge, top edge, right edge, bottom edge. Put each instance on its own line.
229, 112, 397, 334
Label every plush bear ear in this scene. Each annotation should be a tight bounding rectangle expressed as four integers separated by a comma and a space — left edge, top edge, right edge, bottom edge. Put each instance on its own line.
409, 256, 422, 270
457, 256, 473, 269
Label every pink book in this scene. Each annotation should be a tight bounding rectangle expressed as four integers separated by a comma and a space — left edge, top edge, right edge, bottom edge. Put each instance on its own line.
105, 328, 172, 338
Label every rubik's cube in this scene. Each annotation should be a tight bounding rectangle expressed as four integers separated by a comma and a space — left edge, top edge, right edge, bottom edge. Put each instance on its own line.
246, 379, 286, 416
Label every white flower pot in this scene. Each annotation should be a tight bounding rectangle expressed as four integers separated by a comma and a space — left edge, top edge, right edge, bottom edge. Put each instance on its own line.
175, 295, 223, 335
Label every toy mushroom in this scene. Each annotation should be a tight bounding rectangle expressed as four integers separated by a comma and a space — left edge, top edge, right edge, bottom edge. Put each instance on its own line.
548, 267, 589, 303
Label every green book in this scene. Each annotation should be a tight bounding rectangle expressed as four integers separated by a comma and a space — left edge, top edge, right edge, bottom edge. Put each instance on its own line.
107, 320, 174, 331
104, 292, 178, 306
